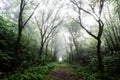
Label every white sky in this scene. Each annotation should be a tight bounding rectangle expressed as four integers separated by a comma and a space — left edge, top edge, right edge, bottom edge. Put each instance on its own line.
0, 0, 5, 12
0, 2, 4, 8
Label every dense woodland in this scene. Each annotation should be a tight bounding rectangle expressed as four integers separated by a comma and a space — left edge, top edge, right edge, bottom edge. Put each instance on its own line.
0, 0, 120, 80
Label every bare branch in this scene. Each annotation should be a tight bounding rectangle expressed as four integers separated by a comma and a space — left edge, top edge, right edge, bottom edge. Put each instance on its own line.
23, 1, 41, 27
71, 0, 99, 22
44, 19, 63, 44
35, 17, 42, 36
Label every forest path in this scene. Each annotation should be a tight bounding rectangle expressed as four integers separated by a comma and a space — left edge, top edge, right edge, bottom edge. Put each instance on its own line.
43, 63, 82, 80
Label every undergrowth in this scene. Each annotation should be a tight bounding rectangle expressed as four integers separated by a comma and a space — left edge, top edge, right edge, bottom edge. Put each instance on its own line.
71, 65, 104, 80
0, 62, 56, 80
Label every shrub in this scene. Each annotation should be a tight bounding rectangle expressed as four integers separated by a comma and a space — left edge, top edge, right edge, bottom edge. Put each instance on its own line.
2, 63, 56, 80
104, 54, 120, 79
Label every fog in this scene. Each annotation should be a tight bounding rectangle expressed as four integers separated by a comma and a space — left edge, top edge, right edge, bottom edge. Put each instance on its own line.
0, 0, 115, 61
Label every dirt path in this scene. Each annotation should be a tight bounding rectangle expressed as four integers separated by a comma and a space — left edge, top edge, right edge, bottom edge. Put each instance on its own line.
43, 63, 82, 80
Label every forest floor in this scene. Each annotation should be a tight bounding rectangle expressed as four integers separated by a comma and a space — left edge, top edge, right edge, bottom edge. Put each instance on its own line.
43, 63, 82, 80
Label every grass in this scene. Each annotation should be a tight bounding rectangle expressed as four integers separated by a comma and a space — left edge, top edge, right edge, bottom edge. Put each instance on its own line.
54, 62, 69, 67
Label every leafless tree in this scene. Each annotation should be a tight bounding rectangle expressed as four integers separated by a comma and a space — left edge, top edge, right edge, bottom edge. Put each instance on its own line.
15, 0, 40, 58
34, 2, 63, 58
70, 0, 105, 72
67, 23, 80, 62
104, 2, 120, 54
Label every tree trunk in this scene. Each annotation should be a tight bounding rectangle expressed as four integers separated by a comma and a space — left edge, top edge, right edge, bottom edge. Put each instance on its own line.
15, 0, 23, 59
15, 29, 22, 59
45, 43, 48, 63
53, 51, 57, 62
97, 39, 104, 73
73, 39, 80, 62
39, 45, 44, 58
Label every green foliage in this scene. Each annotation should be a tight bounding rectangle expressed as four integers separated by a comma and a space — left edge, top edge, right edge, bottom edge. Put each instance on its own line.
0, 15, 55, 79
114, 0, 120, 14
104, 54, 120, 79
1, 63, 56, 80
0, 15, 39, 76
71, 65, 103, 80
46, 62, 57, 70
54, 63, 69, 67
0, 16, 17, 73
8, 67, 44, 80
0, 50, 15, 72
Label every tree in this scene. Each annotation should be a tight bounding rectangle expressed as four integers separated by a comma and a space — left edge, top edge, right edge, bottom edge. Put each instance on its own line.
15, 0, 40, 58
67, 21, 81, 62
114, 0, 120, 21
34, 0, 63, 58
70, 0, 105, 72
104, 1, 120, 54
